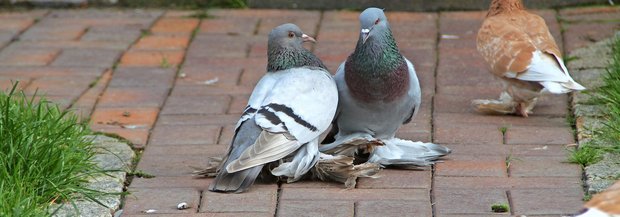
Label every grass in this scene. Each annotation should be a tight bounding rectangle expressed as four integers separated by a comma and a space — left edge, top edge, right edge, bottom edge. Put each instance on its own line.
491, 203, 510, 213
569, 36, 620, 167
0, 84, 106, 216
160, 56, 171, 68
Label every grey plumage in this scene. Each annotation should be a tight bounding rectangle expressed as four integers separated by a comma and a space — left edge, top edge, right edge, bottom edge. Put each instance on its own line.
209, 23, 338, 193
320, 8, 450, 167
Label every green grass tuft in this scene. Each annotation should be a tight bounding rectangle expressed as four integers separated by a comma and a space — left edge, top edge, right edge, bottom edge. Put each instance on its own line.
568, 144, 603, 167
0, 83, 105, 216
491, 203, 509, 213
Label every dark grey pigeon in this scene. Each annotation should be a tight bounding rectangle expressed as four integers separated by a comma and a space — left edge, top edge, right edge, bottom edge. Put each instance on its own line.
320, 8, 451, 167
208, 23, 338, 193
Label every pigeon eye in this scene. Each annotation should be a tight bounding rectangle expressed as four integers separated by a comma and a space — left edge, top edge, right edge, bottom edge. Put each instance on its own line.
374, 19, 380, 25
288, 32, 295, 38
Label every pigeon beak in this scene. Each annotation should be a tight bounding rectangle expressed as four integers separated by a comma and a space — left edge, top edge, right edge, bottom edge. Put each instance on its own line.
361, 28, 371, 44
302, 34, 316, 43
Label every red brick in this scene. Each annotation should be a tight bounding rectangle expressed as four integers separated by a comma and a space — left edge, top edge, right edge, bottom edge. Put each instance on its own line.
151, 18, 200, 34
135, 154, 211, 177
109, 67, 176, 88
124, 214, 271, 217
0, 48, 59, 66
509, 156, 582, 178
157, 114, 239, 126
277, 200, 353, 217
123, 188, 201, 215
176, 66, 242, 86
134, 35, 191, 50
142, 144, 227, 158
436, 156, 507, 177
199, 18, 256, 35
149, 125, 221, 145
120, 50, 185, 67
51, 48, 122, 68
24, 77, 93, 96
97, 87, 169, 108
90, 125, 150, 148
130, 175, 211, 190
435, 176, 581, 189
91, 107, 159, 127
71, 69, 113, 118
282, 180, 345, 189
434, 124, 504, 145
505, 126, 574, 145
160, 95, 231, 115
0, 18, 34, 32
218, 125, 236, 145
510, 188, 583, 215
170, 85, 254, 96
200, 184, 277, 213
356, 169, 431, 189
357, 200, 432, 217
434, 188, 509, 215
280, 188, 428, 201
19, 25, 86, 41
228, 95, 249, 114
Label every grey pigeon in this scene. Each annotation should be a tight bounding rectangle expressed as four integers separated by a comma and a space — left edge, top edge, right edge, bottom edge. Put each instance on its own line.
320, 8, 450, 167
209, 23, 338, 193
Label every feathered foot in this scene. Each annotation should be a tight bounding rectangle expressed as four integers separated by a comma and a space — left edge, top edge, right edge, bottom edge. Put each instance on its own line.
191, 157, 223, 177
471, 98, 517, 115
312, 153, 382, 189
320, 133, 385, 156
368, 138, 451, 168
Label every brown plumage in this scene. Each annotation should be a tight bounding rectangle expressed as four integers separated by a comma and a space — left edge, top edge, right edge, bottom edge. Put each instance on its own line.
576, 181, 620, 216
474, 0, 585, 117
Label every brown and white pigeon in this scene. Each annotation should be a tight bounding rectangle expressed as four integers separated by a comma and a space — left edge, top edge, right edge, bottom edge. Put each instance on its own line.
575, 181, 620, 217
319, 8, 450, 167
208, 23, 338, 193
474, 0, 585, 117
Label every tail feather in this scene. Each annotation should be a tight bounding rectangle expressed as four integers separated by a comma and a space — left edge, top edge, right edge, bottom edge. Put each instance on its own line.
368, 138, 451, 167
472, 99, 517, 115
208, 165, 263, 193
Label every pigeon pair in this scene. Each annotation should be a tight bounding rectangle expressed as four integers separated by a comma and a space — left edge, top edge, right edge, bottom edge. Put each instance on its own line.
209, 8, 448, 193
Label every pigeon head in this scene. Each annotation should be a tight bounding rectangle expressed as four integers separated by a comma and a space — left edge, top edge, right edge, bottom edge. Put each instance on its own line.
487, 0, 525, 17
268, 23, 316, 51
266, 23, 326, 72
358, 7, 389, 44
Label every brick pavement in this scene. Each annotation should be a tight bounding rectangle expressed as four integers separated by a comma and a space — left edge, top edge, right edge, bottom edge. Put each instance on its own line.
0, 6, 619, 217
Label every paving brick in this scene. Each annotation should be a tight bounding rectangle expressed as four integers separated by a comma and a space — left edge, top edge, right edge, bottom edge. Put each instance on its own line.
200, 184, 277, 213
357, 200, 432, 217
19, 25, 86, 41
505, 126, 574, 145
142, 144, 227, 158
511, 188, 583, 215
356, 169, 431, 189
436, 156, 507, 177
509, 156, 582, 178
149, 125, 221, 145
434, 188, 509, 215
277, 200, 353, 217
218, 125, 236, 145
170, 85, 254, 96
280, 188, 428, 201
161, 95, 231, 115
282, 180, 345, 189
90, 125, 150, 148
177, 66, 242, 86
135, 154, 211, 177
123, 188, 201, 215
434, 124, 504, 145
91, 107, 159, 128
71, 69, 112, 118
97, 87, 169, 108
445, 144, 569, 157
0, 47, 60, 66
134, 35, 191, 50
156, 114, 239, 126
228, 95, 250, 114
24, 77, 92, 96
435, 176, 581, 189
125, 214, 272, 217
120, 50, 185, 67
51, 49, 122, 68
151, 18, 200, 34
109, 67, 176, 87
80, 26, 142, 43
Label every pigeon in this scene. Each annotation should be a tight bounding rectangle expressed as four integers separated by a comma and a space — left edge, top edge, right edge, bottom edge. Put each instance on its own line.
575, 181, 620, 217
319, 8, 451, 167
473, 0, 585, 117
208, 23, 338, 193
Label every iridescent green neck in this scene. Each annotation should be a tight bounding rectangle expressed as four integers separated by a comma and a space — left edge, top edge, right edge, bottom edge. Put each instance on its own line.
267, 47, 326, 72
349, 28, 404, 76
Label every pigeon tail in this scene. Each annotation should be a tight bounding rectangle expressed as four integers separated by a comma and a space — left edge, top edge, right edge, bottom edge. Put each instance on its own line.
319, 132, 382, 156
368, 138, 451, 167
472, 99, 517, 115
271, 140, 321, 182
208, 165, 264, 193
